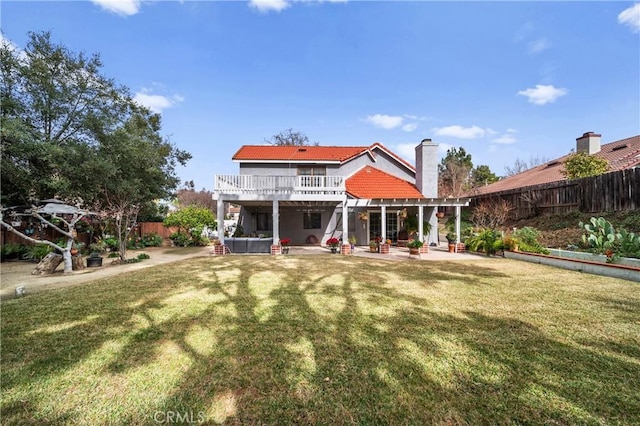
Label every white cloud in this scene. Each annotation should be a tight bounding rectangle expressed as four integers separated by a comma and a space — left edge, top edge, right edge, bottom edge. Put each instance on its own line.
395, 143, 417, 163
432, 125, 486, 139
249, 0, 291, 13
134, 89, 184, 113
528, 38, 550, 54
492, 128, 517, 144
364, 114, 404, 130
0, 34, 27, 62
91, 0, 141, 16
618, 3, 640, 33
492, 135, 517, 144
517, 84, 567, 105
401, 123, 418, 132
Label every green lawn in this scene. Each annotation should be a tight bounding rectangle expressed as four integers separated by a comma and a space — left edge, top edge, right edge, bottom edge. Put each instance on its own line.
2, 255, 639, 425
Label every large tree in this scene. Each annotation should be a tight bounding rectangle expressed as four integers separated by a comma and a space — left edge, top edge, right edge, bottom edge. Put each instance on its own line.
504, 155, 549, 177
560, 152, 609, 179
1, 31, 129, 205
90, 110, 191, 262
471, 164, 499, 187
264, 128, 318, 146
438, 147, 473, 197
1, 31, 191, 265
175, 180, 216, 211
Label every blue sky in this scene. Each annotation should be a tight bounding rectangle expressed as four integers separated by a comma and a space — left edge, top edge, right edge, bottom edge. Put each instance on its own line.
2, 1, 639, 190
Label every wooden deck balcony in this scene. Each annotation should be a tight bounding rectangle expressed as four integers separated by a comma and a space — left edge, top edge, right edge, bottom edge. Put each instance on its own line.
214, 175, 346, 195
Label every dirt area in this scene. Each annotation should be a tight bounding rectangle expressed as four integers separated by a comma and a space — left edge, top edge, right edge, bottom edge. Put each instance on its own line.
0, 246, 211, 301
505, 210, 640, 248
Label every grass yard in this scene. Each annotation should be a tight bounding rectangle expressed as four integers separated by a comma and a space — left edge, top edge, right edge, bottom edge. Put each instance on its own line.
1, 255, 639, 425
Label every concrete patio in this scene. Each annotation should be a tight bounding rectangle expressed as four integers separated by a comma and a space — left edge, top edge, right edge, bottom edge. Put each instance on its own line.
282, 244, 493, 261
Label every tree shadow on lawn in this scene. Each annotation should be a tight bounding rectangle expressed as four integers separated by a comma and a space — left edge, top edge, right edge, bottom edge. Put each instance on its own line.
2, 256, 638, 424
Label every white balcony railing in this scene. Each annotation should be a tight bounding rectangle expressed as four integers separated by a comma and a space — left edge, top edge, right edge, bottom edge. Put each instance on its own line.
214, 175, 345, 195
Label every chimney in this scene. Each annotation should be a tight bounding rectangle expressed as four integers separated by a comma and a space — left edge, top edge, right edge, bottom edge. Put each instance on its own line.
415, 139, 438, 197
576, 132, 601, 155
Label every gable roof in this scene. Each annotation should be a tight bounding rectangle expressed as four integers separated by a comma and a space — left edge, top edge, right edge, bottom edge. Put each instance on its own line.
472, 134, 640, 196
232, 143, 416, 172
346, 166, 424, 199
233, 145, 368, 163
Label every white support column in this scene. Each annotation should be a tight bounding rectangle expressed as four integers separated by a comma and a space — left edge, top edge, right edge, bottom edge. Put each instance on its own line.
217, 198, 225, 245
418, 205, 424, 242
381, 205, 387, 240
341, 200, 348, 243
272, 199, 280, 244
428, 208, 438, 246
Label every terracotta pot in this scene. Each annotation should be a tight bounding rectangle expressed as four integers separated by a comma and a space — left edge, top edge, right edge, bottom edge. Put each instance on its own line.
448, 243, 455, 253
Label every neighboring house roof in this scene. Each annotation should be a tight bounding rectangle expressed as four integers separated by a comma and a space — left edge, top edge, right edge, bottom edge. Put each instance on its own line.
346, 166, 424, 199
232, 143, 416, 172
472, 134, 640, 196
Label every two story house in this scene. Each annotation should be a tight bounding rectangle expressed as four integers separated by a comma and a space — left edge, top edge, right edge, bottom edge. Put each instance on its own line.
213, 139, 469, 252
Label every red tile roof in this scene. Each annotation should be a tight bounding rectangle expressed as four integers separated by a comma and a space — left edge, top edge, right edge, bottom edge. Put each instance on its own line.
233, 145, 370, 162
346, 166, 424, 199
232, 143, 416, 172
472, 134, 640, 195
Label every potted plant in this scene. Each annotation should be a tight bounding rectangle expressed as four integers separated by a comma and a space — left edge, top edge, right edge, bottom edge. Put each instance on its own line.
326, 237, 340, 254
280, 237, 291, 254
348, 235, 357, 252
358, 212, 368, 221
86, 242, 105, 267
70, 241, 84, 256
446, 233, 457, 253
407, 239, 424, 255
369, 240, 378, 253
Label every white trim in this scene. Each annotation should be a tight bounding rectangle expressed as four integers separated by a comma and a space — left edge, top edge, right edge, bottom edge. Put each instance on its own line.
346, 198, 471, 207
233, 159, 341, 164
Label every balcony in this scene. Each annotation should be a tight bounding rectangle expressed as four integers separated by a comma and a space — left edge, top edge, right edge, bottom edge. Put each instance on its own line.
214, 175, 346, 196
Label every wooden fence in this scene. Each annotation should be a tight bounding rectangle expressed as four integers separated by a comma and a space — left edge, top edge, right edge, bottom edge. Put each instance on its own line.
1, 222, 176, 249
134, 222, 177, 239
469, 168, 639, 218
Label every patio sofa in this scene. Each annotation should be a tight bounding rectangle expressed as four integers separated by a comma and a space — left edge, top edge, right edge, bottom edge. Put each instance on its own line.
224, 237, 273, 253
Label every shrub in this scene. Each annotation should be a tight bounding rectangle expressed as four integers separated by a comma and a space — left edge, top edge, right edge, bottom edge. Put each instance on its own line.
616, 229, 640, 259
170, 231, 191, 247
465, 228, 501, 256
513, 227, 549, 254
137, 253, 150, 260
142, 232, 163, 247
103, 237, 119, 251
21, 244, 52, 262
471, 199, 513, 229
127, 237, 145, 250
1, 243, 29, 261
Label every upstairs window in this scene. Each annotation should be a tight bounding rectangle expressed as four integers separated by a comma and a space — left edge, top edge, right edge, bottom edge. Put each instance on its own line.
297, 166, 326, 176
